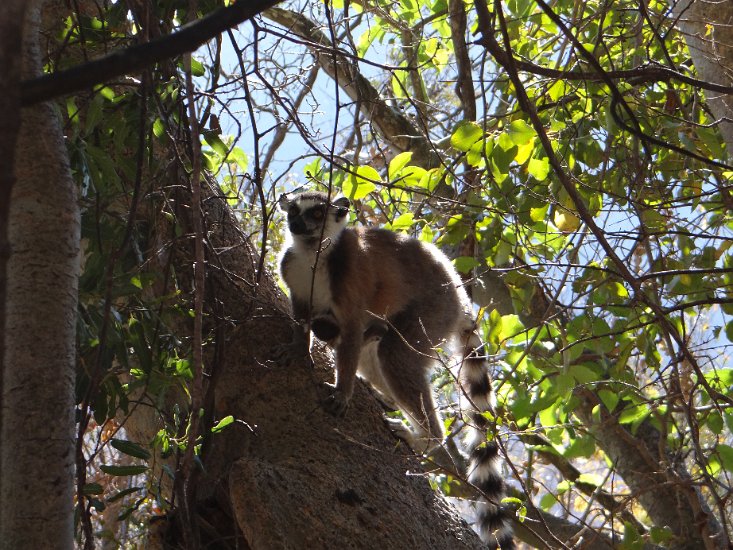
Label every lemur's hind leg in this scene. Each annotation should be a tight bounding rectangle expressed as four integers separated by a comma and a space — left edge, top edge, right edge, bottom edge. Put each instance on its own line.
375, 314, 444, 454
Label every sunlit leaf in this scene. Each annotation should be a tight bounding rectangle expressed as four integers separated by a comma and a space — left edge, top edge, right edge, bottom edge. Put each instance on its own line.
389, 152, 414, 177
507, 120, 536, 146
451, 121, 483, 152
212, 415, 235, 433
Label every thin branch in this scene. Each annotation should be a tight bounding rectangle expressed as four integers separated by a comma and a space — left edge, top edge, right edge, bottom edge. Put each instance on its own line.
20, 0, 282, 106
448, 0, 476, 121
263, 7, 438, 166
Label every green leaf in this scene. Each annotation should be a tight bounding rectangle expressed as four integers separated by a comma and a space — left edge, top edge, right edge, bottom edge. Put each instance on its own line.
498, 314, 524, 341
564, 435, 596, 459
527, 157, 550, 181
716, 444, 733, 472
539, 492, 557, 511
100, 464, 148, 476
152, 118, 165, 138
453, 256, 480, 274
212, 415, 235, 433
190, 57, 206, 77
577, 473, 602, 486
568, 363, 599, 384
706, 411, 724, 435
389, 151, 414, 177
451, 121, 483, 152
83, 483, 104, 495
618, 402, 650, 425
547, 80, 567, 101
598, 389, 619, 411
107, 486, 143, 503
203, 131, 229, 158
507, 120, 536, 146
343, 165, 380, 199
418, 168, 443, 192
649, 526, 674, 544
388, 212, 415, 231
230, 146, 249, 171
110, 439, 151, 460
399, 165, 427, 188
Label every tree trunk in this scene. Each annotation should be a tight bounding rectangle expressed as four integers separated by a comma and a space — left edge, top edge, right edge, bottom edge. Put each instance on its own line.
0, 3, 29, 510
0, 1, 80, 547
670, 0, 733, 153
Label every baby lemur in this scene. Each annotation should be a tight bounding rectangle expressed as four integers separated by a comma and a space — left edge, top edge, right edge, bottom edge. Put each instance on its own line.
277, 190, 513, 548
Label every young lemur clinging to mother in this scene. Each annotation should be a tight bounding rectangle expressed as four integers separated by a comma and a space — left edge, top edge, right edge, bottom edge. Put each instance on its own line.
277, 190, 513, 549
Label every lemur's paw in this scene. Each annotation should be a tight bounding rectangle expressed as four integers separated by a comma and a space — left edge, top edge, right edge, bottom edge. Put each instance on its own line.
322, 386, 350, 417
384, 417, 414, 443
383, 417, 437, 456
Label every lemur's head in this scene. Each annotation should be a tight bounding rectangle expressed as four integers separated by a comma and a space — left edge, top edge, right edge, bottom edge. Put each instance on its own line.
278, 191, 350, 245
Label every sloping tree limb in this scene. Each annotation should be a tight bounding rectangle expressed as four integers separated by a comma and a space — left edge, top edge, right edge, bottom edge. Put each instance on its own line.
122, 170, 487, 548
448, 0, 476, 121
519, 432, 645, 533
20, 0, 282, 105
263, 7, 439, 166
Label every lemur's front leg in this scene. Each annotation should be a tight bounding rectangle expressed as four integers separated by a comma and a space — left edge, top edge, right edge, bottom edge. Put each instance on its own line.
323, 320, 363, 416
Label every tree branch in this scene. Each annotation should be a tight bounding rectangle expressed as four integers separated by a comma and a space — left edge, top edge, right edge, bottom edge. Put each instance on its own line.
448, 0, 476, 121
263, 7, 439, 166
20, 0, 282, 106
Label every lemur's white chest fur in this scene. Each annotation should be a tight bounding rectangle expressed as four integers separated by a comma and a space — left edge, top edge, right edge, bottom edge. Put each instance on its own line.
284, 241, 335, 315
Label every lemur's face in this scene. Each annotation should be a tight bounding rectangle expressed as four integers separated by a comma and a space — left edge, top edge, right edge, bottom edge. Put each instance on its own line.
279, 192, 350, 242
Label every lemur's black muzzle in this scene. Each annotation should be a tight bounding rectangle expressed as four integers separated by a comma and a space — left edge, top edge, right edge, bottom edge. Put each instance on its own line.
289, 217, 308, 235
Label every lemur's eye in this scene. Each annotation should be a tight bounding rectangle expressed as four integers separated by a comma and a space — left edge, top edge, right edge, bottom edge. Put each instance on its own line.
311, 208, 324, 220
288, 205, 299, 218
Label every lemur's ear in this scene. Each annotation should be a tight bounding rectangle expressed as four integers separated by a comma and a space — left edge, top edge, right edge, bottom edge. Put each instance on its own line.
277, 194, 291, 212
333, 196, 350, 215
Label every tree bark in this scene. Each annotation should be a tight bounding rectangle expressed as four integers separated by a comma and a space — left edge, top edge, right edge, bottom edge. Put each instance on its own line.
0, 4, 29, 506
670, 0, 733, 154
0, 1, 80, 547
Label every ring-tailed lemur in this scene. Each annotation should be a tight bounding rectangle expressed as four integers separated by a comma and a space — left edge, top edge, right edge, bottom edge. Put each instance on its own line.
277, 190, 513, 548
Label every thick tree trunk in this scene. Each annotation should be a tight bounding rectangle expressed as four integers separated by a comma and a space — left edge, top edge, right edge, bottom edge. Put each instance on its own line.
0, 4, 29, 509
0, 2, 80, 547
670, 0, 733, 154
121, 180, 484, 549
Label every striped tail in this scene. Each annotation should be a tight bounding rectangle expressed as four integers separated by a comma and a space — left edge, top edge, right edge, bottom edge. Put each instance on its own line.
459, 325, 514, 549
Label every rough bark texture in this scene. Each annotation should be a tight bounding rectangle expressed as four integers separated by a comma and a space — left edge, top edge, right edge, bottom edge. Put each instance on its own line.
221, 336, 480, 550
670, 0, 733, 153
0, 2, 28, 491
0, 2, 80, 547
